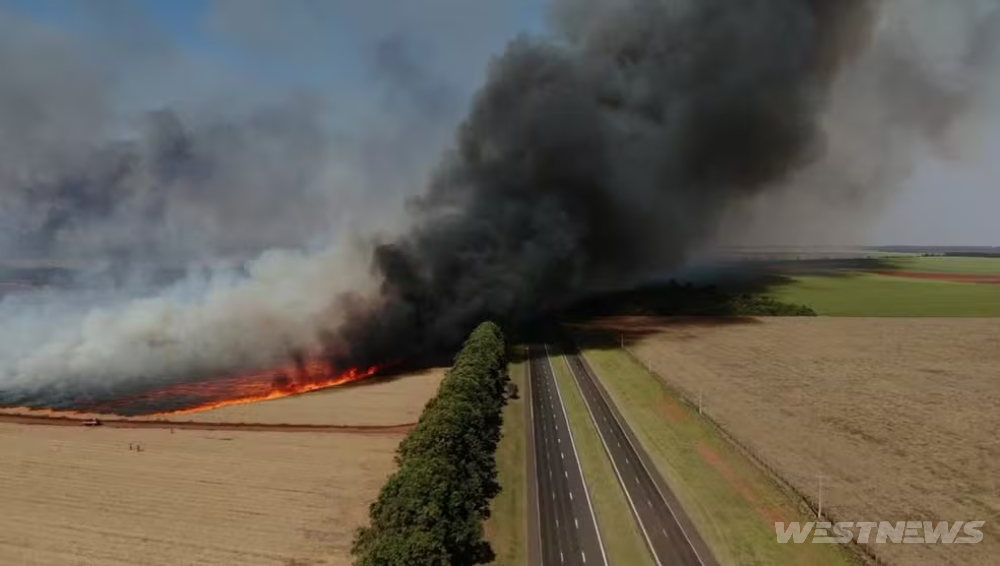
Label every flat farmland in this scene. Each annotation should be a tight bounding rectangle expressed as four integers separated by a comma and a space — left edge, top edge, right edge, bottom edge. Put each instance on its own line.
760, 255, 1000, 316
770, 273, 1000, 316
0, 369, 447, 566
585, 317, 1000, 566
0, 425, 400, 566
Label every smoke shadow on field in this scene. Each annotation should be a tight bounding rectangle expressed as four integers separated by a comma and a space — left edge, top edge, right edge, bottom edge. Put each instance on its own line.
697, 256, 901, 292
542, 257, 908, 353
567, 317, 762, 355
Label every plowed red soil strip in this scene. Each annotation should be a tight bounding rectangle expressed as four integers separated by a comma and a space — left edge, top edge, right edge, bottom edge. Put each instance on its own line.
873, 270, 1000, 284
0, 412, 414, 434
695, 441, 785, 526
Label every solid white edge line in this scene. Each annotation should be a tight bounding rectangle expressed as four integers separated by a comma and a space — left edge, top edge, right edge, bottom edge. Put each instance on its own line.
559, 350, 663, 566
578, 348, 709, 566
544, 344, 610, 566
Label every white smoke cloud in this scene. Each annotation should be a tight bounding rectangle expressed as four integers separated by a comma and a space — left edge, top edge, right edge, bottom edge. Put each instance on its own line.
0, 244, 374, 391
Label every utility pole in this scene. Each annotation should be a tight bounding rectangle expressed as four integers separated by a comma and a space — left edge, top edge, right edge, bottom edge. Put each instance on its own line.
698, 387, 703, 415
818, 473, 823, 519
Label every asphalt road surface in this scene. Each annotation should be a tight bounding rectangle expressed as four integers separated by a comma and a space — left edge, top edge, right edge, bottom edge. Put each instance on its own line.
562, 346, 715, 566
528, 344, 608, 566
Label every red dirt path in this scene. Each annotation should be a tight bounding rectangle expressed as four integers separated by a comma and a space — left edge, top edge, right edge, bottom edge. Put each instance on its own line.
695, 441, 785, 526
873, 271, 1000, 284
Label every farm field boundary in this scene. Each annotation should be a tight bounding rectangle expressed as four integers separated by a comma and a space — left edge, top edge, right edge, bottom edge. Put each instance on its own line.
617, 344, 887, 566
0, 411, 414, 434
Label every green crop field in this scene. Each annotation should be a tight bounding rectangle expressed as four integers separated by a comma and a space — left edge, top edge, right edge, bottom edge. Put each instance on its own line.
769, 273, 1000, 316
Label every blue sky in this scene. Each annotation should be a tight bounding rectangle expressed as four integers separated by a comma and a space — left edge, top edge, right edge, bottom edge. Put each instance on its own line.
6, 0, 214, 49
3, 0, 545, 94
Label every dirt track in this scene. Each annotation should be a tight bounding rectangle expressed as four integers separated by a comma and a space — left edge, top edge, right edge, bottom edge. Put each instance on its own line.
0, 412, 414, 434
873, 270, 1000, 284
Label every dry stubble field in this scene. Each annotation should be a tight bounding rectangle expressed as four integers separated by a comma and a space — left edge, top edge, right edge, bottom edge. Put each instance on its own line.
590, 316, 1000, 566
0, 369, 445, 566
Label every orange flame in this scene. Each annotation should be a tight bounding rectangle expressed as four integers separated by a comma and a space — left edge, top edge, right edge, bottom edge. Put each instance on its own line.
148, 360, 380, 416
0, 358, 383, 417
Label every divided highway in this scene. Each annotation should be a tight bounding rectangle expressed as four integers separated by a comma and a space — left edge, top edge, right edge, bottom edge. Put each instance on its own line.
527, 345, 608, 566
561, 346, 715, 566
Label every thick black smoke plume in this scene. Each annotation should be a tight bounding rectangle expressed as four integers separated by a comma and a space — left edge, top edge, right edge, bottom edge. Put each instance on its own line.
333, 0, 875, 366
2, 0, 998, 413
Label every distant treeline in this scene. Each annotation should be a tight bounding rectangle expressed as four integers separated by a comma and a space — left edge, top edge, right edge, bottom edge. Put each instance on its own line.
566, 280, 816, 318
352, 322, 510, 566
939, 252, 1000, 258
867, 246, 1000, 257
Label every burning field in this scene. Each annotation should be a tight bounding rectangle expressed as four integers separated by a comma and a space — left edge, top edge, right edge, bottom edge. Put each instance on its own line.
133, 361, 382, 416
0, 366, 444, 566
0, 350, 385, 416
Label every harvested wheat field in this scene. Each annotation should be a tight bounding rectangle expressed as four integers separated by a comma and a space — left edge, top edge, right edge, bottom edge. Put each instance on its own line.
0, 368, 447, 566
0, 425, 399, 566
582, 317, 1000, 566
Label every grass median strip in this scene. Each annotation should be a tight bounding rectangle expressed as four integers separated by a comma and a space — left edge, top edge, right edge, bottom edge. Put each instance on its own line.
581, 347, 863, 566
549, 347, 656, 566
486, 357, 528, 566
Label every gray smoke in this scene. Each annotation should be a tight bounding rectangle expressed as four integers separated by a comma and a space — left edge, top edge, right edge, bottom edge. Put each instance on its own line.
0, 8, 332, 263
1, 0, 998, 412
0, 0, 498, 409
721, 0, 1000, 246
0, 0, 492, 264
3, 103, 339, 262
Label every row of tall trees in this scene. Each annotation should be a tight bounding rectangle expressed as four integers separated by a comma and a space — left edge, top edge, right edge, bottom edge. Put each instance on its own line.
352, 321, 510, 566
